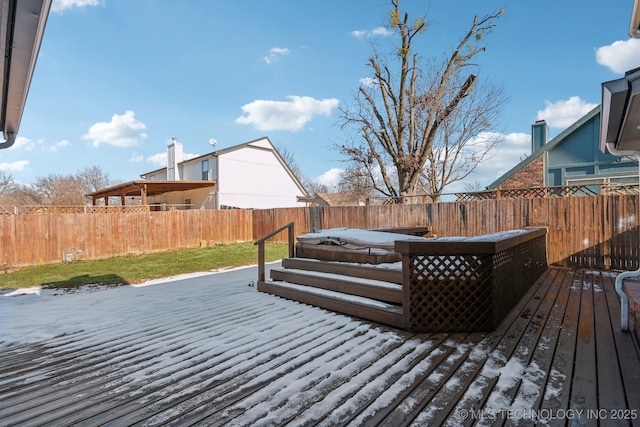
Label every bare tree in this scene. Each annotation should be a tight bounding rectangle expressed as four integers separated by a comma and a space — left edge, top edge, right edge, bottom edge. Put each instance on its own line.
336, 164, 378, 199
419, 79, 508, 200
0, 172, 41, 205
463, 180, 485, 193
0, 171, 14, 196
33, 174, 85, 205
339, 0, 505, 201
76, 165, 113, 195
0, 166, 115, 206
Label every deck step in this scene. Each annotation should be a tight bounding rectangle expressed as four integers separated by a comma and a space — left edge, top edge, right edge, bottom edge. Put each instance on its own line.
270, 267, 403, 304
257, 280, 406, 329
281, 257, 402, 284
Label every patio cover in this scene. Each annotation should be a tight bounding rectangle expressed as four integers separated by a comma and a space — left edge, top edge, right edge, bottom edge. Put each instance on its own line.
86, 180, 217, 205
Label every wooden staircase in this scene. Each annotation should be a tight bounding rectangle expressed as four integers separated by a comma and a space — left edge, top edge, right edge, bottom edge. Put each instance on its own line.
258, 258, 407, 329
255, 224, 548, 333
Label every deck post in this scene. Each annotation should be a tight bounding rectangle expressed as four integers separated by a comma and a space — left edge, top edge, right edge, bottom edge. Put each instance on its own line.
254, 222, 295, 285
257, 241, 266, 282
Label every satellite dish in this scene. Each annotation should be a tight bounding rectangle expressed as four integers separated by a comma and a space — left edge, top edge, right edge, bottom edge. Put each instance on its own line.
209, 138, 217, 147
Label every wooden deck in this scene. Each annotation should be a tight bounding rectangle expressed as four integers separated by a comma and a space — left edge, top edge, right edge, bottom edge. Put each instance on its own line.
1, 266, 640, 426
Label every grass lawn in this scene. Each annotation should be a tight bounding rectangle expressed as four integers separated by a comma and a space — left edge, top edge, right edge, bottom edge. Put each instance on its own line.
0, 242, 289, 290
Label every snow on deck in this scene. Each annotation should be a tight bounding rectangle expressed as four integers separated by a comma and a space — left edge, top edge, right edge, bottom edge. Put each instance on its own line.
1, 264, 639, 426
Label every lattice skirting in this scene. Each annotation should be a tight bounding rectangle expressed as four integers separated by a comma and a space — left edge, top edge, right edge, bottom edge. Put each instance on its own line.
406, 235, 547, 332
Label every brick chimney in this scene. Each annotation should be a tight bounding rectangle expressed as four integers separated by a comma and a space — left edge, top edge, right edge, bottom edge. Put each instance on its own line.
167, 137, 183, 180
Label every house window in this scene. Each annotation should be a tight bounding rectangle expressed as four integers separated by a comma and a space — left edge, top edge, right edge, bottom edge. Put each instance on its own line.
202, 160, 209, 180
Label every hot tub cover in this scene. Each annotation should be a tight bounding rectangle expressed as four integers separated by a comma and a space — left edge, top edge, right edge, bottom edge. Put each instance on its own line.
297, 228, 433, 251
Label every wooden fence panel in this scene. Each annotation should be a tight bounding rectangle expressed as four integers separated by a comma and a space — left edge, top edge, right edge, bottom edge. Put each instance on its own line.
0, 210, 253, 267
2, 195, 639, 269
252, 195, 639, 270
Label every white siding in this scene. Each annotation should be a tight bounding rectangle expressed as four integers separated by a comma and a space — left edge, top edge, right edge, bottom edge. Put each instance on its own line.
181, 156, 217, 181
141, 138, 306, 209
149, 187, 216, 209
146, 171, 167, 180
218, 144, 306, 209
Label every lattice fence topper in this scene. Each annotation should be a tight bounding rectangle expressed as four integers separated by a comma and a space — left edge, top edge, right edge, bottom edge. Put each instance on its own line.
0, 205, 150, 215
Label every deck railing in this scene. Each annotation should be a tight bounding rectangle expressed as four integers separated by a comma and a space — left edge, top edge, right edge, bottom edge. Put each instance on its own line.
254, 222, 295, 282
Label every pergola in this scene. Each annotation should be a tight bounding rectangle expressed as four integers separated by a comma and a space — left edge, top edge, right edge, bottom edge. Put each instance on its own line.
86, 180, 217, 206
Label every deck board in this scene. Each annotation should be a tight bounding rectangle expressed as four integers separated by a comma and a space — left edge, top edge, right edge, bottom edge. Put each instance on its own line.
571, 269, 599, 425
1, 266, 639, 426
592, 271, 629, 425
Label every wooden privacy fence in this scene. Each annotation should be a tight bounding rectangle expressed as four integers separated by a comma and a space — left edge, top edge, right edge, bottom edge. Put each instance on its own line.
1, 195, 639, 269
0, 209, 253, 267
253, 195, 640, 270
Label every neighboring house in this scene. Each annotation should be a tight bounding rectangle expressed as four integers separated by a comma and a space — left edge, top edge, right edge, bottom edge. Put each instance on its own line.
310, 191, 368, 207
89, 137, 310, 209
142, 136, 309, 209
488, 105, 638, 191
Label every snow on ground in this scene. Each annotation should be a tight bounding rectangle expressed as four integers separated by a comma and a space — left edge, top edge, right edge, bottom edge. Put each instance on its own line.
0, 263, 278, 346
0, 261, 564, 424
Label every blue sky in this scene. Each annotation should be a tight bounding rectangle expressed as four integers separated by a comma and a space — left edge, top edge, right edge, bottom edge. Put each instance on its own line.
2, 0, 640, 193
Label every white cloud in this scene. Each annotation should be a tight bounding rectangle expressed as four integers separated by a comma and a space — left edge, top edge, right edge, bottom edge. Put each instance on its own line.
536, 97, 598, 129
42, 139, 71, 152
315, 167, 344, 189
83, 111, 147, 148
350, 26, 392, 39
235, 96, 339, 132
146, 152, 167, 167
145, 151, 199, 167
442, 132, 530, 194
11, 137, 70, 152
11, 136, 35, 151
263, 47, 290, 64
359, 77, 378, 88
51, 0, 104, 13
471, 132, 531, 183
129, 152, 144, 163
0, 160, 29, 172
596, 38, 640, 74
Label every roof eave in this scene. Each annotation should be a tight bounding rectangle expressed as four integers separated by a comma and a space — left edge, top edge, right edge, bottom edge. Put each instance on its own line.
0, 0, 52, 149
600, 67, 640, 153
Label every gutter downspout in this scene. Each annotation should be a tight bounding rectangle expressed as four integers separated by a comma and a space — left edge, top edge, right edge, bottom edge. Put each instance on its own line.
605, 141, 639, 331
0, 132, 16, 149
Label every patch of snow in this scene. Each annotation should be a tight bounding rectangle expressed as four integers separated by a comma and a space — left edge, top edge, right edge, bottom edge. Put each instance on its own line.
543, 368, 566, 401
1, 286, 42, 297
270, 281, 399, 310
276, 268, 402, 290
133, 263, 267, 287
297, 227, 432, 250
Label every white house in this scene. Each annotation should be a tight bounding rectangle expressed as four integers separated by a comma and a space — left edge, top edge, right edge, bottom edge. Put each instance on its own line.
135, 137, 310, 209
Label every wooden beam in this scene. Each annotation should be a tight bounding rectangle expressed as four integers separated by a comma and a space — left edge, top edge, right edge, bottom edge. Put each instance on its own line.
142, 184, 147, 205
